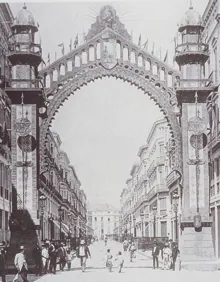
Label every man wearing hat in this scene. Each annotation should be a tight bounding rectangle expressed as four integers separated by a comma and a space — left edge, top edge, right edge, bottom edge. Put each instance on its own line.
14, 246, 28, 282
152, 240, 160, 269
76, 239, 91, 272
0, 243, 6, 282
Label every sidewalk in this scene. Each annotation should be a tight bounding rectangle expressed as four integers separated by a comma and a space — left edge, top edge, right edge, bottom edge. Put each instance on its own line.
136, 249, 163, 264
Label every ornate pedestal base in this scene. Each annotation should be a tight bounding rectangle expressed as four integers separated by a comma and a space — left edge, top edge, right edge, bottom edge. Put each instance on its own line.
180, 226, 218, 271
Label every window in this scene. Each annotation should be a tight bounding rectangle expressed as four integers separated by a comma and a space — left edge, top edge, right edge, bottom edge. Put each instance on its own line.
0, 210, 2, 229
108, 218, 110, 222
95, 217, 97, 222
160, 198, 167, 210
101, 217, 103, 221
217, 158, 220, 177
50, 144, 53, 156
5, 211, 8, 230
217, 182, 220, 194
159, 144, 164, 157
0, 186, 3, 197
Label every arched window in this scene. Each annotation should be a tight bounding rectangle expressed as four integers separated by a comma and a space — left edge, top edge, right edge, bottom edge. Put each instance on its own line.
89, 46, 95, 61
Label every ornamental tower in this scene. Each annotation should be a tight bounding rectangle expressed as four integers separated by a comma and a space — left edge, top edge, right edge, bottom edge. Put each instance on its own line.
175, 3, 217, 270
5, 4, 46, 264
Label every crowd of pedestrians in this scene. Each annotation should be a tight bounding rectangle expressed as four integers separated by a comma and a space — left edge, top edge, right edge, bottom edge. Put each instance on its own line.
152, 239, 181, 271
11, 239, 88, 282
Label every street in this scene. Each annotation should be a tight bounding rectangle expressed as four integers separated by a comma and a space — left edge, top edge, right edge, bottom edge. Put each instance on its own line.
32, 240, 220, 282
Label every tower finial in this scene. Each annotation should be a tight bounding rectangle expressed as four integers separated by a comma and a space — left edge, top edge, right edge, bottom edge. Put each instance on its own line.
189, 0, 193, 9
23, 3, 27, 9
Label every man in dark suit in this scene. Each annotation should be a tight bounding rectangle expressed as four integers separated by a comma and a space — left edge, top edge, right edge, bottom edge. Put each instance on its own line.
171, 242, 179, 271
152, 241, 160, 269
57, 243, 66, 271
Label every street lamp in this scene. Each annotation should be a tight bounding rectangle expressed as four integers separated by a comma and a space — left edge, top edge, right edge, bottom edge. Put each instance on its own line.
152, 205, 157, 238
173, 192, 180, 242
48, 213, 54, 240
129, 215, 132, 240
140, 211, 144, 238
58, 205, 64, 241
68, 211, 72, 235
133, 215, 136, 237
39, 195, 46, 241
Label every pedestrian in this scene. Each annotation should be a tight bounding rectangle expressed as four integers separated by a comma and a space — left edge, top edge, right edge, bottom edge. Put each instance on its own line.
105, 249, 113, 272
123, 239, 128, 252
0, 246, 6, 282
115, 251, 124, 273
129, 242, 135, 262
41, 243, 49, 274
66, 249, 73, 271
57, 243, 67, 271
152, 240, 160, 269
162, 243, 171, 270
32, 243, 42, 276
76, 239, 91, 272
104, 237, 107, 247
14, 246, 29, 282
171, 242, 180, 271
48, 240, 57, 274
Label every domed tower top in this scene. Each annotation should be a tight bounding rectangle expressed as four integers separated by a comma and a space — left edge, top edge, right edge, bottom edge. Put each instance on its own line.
11, 3, 38, 33
179, 3, 204, 32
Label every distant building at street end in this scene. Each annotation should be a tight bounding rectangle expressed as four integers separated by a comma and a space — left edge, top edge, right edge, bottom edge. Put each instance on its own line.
88, 203, 120, 240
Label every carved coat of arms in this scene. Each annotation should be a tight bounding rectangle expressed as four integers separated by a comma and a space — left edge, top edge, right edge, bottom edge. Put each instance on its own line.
101, 37, 117, 70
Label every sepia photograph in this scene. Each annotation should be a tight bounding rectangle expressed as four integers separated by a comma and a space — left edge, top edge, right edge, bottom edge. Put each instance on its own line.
0, 0, 220, 281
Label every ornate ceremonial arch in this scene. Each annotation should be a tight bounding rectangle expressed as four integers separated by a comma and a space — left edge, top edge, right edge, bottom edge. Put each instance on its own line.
39, 5, 182, 174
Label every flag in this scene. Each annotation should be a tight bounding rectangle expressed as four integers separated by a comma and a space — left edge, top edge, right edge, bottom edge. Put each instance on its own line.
74, 34, 78, 48
58, 43, 64, 55
47, 53, 50, 64
138, 34, 141, 46
164, 50, 168, 62
151, 42, 155, 55
69, 38, 72, 51
143, 39, 148, 51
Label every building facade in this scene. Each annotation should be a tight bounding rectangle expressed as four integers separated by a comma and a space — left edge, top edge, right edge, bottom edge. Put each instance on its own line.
39, 130, 87, 242
88, 203, 120, 240
0, 4, 14, 242
204, 0, 220, 259
120, 119, 171, 239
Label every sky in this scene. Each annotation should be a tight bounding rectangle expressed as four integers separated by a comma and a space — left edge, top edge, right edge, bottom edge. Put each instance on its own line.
10, 0, 209, 209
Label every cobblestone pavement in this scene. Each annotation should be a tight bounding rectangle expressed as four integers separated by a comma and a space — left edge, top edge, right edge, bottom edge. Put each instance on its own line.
18, 240, 220, 282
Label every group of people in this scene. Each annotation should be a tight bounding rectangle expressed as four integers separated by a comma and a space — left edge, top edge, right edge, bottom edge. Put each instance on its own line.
152, 239, 180, 270
105, 249, 124, 273
11, 239, 92, 282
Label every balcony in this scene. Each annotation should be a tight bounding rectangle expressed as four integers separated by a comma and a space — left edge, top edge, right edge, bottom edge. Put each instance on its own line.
166, 170, 180, 188
147, 184, 168, 201
176, 79, 211, 89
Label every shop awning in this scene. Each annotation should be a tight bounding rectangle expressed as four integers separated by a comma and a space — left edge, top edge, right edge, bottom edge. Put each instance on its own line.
53, 220, 68, 236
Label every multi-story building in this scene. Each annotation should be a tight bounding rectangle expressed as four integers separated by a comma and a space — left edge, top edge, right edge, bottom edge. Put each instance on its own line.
39, 130, 87, 242
204, 0, 220, 260
88, 203, 120, 240
121, 118, 171, 239
0, 4, 14, 242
